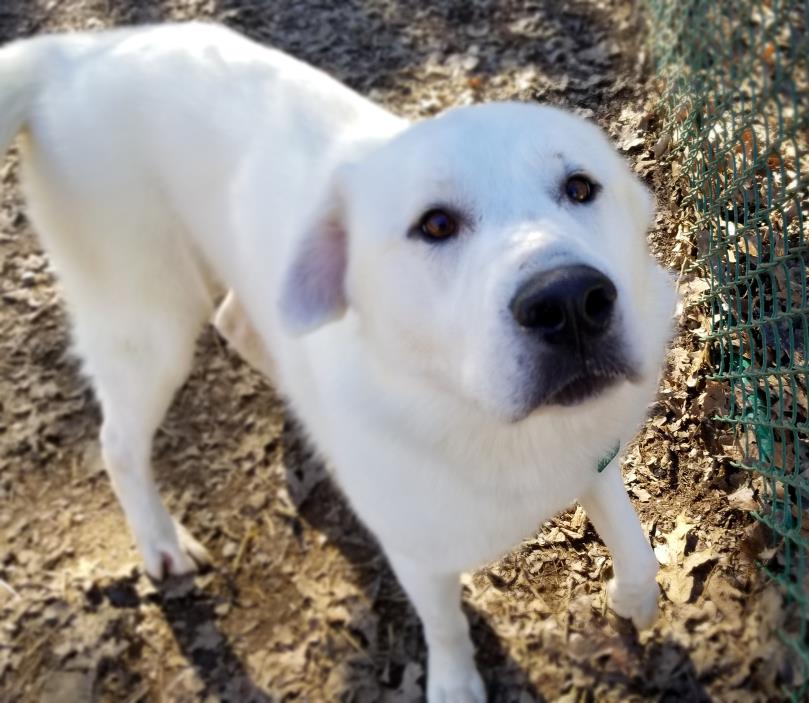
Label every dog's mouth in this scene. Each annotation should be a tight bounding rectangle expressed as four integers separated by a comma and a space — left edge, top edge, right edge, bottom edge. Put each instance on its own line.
547, 372, 622, 406
510, 334, 642, 420
523, 349, 642, 413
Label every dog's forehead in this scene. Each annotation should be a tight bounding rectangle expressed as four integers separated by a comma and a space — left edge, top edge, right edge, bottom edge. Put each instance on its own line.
359, 102, 618, 196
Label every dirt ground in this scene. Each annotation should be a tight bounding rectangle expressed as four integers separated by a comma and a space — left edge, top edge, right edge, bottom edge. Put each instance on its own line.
0, 1, 796, 701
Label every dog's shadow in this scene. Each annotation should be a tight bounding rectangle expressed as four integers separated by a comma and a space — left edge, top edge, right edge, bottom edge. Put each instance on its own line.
152, 580, 274, 703
277, 417, 545, 702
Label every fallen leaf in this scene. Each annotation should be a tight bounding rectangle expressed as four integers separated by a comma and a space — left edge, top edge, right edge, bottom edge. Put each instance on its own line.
727, 485, 757, 511
699, 380, 728, 418
682, 548, 720, 575
632, 485, 652, 502
658, 568, 695, 605
704, 574, 743, 622
654, 132, 672, 159
663, 513, 694, 566
382, 662, 424, 703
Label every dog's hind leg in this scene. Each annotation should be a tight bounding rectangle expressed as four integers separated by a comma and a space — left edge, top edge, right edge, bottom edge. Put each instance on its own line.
213, 290, 277, 381
80, 303, 212, 579
18, 126, 217, 578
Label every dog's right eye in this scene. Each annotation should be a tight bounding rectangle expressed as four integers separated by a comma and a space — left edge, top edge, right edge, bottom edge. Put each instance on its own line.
415, 209, 460, 242
564, 175, 599, 204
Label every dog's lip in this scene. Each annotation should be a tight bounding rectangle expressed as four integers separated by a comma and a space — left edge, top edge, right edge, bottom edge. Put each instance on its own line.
547, 372, 621, 406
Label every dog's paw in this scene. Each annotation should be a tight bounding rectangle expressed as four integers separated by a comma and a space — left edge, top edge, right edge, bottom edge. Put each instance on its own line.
138, 519, 211, 580
427, 667, 486, 703
607, 576, 659, 630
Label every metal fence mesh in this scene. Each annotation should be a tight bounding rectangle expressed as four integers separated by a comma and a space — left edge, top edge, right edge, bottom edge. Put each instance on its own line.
647, 0, 809, 697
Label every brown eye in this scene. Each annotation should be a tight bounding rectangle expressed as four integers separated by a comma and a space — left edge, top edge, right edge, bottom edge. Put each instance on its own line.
565, 175, 597, 203
418, 209, 459, 241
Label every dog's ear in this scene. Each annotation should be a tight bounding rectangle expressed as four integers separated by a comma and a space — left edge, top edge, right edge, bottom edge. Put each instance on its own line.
625, 173, 656, 234
279, 180, 348, 336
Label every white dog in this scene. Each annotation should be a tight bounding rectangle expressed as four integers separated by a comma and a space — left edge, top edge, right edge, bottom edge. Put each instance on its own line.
0, 23, 674, 701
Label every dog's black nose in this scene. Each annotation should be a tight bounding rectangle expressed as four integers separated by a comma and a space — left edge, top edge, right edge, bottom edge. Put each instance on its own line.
510, 265, 617, 346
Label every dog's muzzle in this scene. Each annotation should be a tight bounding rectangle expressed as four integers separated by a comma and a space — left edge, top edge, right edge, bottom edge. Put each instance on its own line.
510, 265, 633, 408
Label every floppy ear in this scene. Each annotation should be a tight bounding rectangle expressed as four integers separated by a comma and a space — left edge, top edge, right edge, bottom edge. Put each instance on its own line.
279, 184, 348, 336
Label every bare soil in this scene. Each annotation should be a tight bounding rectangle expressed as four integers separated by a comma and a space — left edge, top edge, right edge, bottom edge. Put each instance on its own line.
0, 1, 793, 701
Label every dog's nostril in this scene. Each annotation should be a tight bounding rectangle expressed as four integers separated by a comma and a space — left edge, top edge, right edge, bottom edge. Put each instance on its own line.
512, 295, 566, 331
532, 299, 565, 331
583, 285, 615, 329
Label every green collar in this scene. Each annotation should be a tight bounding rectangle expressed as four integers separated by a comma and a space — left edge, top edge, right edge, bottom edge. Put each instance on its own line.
597, 441, 621, 473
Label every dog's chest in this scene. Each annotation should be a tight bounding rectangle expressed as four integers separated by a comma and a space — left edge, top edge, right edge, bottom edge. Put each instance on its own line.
325, 421, 594, 572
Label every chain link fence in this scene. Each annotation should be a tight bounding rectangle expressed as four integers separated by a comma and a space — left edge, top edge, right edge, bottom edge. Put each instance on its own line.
647, 0, 808, 698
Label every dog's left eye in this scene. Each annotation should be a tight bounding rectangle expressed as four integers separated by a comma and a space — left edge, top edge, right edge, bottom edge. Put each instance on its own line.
416, 209, 460, 242
564, 175, 598, 204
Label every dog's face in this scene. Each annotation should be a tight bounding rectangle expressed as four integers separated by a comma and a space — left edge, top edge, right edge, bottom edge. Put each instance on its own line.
281, 103, 672, 422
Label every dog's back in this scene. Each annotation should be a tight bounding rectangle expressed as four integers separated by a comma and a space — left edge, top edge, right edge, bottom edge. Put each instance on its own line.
0, 22, 401, 326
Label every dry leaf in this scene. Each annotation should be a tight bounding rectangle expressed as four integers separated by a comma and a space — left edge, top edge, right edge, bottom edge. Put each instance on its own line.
658, 567, 695, 604
682, 549, 720, 575
704, 574, 743, 622
658, 547, 718, 605
727, 485, 757, 511
654, 132, 672, 159
632, 485, 652, 502
699, 380, 728, 418
382, 662, 424, 703
664, 513, 694, 566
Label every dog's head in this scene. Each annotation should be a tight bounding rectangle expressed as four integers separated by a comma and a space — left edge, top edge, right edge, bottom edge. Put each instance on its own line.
280, 103, 674, 422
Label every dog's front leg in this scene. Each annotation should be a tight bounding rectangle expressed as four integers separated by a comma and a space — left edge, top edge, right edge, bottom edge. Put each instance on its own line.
388, 552, 486, 703
579, 462, 660, 629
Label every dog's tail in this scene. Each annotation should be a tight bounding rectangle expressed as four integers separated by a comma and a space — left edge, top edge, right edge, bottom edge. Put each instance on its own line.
0, 36, 53, 160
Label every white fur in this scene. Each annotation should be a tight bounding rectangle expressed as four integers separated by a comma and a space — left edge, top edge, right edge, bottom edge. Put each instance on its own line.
0, 23, 675, 701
